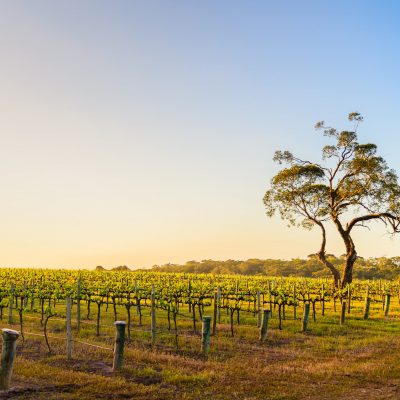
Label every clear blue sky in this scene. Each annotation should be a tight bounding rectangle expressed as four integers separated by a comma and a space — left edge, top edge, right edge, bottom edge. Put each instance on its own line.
1, 1, 400, 268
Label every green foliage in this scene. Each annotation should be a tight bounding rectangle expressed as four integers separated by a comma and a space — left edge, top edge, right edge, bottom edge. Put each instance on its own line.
266, 112, 400, 231
264, 164, 329, 228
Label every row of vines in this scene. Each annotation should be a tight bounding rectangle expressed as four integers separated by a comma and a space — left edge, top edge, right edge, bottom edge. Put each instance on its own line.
0, 269, 398, 349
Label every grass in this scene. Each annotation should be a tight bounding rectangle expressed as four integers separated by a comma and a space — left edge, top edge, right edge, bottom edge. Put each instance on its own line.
0, 298, 400, 399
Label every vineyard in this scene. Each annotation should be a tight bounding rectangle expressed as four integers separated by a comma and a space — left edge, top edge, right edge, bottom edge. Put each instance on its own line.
1, 269, 400, 399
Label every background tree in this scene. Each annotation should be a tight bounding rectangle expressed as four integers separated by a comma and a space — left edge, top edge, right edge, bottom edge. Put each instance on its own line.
263, 112, 400, 288
152, 256, 400, 280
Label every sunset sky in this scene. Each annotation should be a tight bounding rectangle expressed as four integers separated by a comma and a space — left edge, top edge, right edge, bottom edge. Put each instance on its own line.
1, 1, 400, 268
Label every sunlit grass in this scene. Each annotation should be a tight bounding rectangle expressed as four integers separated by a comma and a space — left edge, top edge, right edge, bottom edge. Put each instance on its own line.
1, 295, 400, 399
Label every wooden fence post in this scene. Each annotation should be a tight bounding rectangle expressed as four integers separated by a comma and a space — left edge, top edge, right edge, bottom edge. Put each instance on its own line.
293, 284, 297, 320
321, 284, 325, 316
23, 283, 28, 308
259, 309, 271, 341
201, 316, 211, 356
268, 281, 273, 318
212, 292, 217, 336
0, 329, 19, 390
66, 296, 72, 360
135, 281, 140, 315
217, 287, 221, 324
8, 285, 14, 325
363, 285, 370, 319
188, 280, 192, 313
77, 277, 81, 333
112, 321, 126, 371
151, 285, 156, 346
385, 294, 391, 318
340, 301, 346, 325
302, 303, 310, 333
363, 297, 371, 320
257, 290, 261, 328
347, 285, 351, 314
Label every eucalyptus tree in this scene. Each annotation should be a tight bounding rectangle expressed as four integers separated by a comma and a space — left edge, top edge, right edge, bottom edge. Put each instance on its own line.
264, 112, 400, 288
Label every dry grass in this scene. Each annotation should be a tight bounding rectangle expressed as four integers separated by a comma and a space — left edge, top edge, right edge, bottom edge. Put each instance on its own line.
1, 298, 400, 399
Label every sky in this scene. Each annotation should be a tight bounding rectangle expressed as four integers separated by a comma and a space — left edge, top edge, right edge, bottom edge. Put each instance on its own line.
1, 1, 400, 269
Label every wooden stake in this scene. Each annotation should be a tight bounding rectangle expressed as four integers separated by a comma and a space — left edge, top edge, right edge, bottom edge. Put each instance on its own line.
0, 329, 19, 390
302, 303, 310, 333
259, 309, 271, 341
293, 283, 297, 320
151, 285, 156, 346
363, 297, 371, 320
201, 316, 211, 356
340, 301, 346, 325
66, 296, 72, 360
8, 285, 14, 325
77, 277, 81, 333
113, 321, 126, 371
385, 294, 391, 318
217, 287, 221, 324
212, 292, 217, 336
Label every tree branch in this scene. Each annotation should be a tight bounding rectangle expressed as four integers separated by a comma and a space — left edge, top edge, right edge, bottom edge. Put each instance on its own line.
346, 213, 400, 233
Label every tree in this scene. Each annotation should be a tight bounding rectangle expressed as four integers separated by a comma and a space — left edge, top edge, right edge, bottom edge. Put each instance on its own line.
263, 112, 400, 288
112, 265, 131, 271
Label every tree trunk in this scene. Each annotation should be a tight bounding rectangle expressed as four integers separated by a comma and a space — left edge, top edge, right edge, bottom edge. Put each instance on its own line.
341, 243, 357, 288
331, 216, 357, 289
315, 222, 340, 288
317, 251, 340, 288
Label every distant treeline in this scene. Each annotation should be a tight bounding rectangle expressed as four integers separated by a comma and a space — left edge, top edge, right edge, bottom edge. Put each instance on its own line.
151, 256, 400, 280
